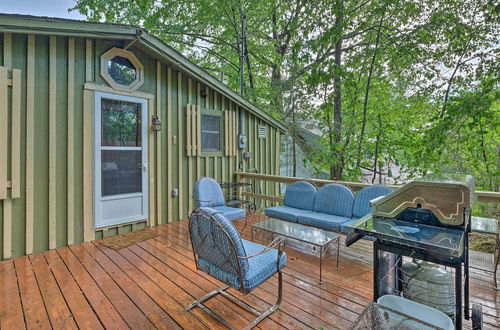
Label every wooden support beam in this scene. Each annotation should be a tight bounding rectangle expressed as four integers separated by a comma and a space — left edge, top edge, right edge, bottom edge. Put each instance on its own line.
26, 34, 35, 254
67, 38, 75, 245
156, 61, 162, 225
0, 67, 7, 200
48, 36, 57, 249
166, 67, 172, 223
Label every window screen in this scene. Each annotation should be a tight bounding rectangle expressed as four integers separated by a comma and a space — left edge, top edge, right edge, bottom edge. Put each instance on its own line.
201, 114, 221, 151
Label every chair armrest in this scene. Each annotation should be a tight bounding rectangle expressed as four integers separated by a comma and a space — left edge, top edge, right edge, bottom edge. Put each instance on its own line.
238, 237, 286, 263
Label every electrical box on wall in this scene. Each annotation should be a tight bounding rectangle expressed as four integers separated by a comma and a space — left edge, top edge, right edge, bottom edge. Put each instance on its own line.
239, 134, 247, 149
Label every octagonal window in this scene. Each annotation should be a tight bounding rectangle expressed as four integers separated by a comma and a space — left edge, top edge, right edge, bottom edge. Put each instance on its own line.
106, 56, 137, 86
101, 47, 144, 91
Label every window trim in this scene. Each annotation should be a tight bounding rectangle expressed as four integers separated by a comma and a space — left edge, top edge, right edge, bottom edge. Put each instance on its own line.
200, 108, 223, 156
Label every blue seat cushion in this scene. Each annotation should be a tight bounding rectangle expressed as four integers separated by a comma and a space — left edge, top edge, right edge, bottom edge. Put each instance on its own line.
198, 239, 286, 292
353, 185, 394, 218
283, 181, 317, 210
313, 184, 354, 218
297, 212, 351, 232
190, 207, 249, 276
264, 206, 314, 222
213, 205, 246, 221
194, 177, 225, 207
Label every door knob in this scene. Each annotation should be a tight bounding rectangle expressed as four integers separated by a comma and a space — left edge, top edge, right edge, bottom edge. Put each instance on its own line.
143, 163, 148, 172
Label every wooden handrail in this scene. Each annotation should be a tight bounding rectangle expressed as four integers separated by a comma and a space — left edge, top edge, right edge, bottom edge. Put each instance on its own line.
235, 172, 500, 204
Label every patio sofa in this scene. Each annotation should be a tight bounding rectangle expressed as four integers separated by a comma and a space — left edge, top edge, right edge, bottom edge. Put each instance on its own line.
264, 181, 394, 234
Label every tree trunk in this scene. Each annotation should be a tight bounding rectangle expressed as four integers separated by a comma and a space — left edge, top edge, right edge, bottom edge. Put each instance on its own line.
372, 115, 382, 183
356, 8, 386, 167
331, 0, 344, 180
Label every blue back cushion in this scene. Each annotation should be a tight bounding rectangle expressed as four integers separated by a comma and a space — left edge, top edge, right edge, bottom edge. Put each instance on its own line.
283, 181, 317, 210
194, 177, 225, 207
313, 184, 354, 217
353, 185, 394, 218
189, 207, 249, 276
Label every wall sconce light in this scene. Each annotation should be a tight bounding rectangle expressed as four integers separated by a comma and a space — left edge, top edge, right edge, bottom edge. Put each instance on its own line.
152, 115, 162, 131
200, 86, 208, 98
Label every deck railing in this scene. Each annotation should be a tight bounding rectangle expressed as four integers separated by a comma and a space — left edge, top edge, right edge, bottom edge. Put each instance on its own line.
235, 172, 500, 205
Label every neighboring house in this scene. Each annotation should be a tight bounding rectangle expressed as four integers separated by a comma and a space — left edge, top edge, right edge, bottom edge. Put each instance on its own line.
0, 14, 285, 260
281, 126, 329, 180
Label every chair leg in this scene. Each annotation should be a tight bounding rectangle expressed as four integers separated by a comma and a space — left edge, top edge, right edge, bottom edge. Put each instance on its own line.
185, 285, 230, 311
243, 270, 283, 330
185, 272, 283, 330
240, 216, 249, 236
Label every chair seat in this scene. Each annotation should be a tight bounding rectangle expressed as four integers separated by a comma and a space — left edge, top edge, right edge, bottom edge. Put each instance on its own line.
297, 212, 351, 232
264, 206, 313, 222
213, 205, 246, 221
198, 239, 286, 292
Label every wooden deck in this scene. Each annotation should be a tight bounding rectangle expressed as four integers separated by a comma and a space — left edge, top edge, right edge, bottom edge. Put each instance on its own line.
1, 213, 499, 329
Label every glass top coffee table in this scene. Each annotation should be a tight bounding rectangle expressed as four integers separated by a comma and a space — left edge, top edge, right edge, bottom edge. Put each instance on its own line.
252, 218, 340, 283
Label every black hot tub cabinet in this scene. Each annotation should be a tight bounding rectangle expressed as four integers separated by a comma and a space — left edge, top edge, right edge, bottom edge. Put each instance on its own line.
346, 174, 482, 329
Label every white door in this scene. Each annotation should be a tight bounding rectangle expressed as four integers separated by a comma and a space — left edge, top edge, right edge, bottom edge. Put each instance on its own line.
94, 92, 148, 228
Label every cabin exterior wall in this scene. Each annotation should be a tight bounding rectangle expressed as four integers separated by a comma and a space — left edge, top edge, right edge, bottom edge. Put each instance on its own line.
0, 32, 281, 260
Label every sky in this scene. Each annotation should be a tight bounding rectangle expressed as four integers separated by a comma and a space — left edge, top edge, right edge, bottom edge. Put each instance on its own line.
1, 0, 84, 19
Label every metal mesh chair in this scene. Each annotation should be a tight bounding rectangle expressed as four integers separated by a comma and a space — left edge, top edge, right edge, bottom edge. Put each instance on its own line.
187, 207, 286, 330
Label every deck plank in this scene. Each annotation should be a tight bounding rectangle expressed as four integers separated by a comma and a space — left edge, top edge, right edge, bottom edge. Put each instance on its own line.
136, 240, 308, 330
13, 256, 51, 329
0, 213, 498, 329
0, 260, 25, 329
164, 219, 368, 327
76, 242, 182, 330
125, 244, 282, 330
92, 242, 208, 330
57, 247, 154, 329
28, 253, 78, 329
43, 250, 105, 329
151, 225, 339, 329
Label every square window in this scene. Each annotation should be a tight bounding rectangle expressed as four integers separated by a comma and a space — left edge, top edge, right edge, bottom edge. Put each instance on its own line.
201, 114, 221, 152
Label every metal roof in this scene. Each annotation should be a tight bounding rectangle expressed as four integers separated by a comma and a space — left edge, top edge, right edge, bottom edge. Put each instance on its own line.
0, 13, 287, 131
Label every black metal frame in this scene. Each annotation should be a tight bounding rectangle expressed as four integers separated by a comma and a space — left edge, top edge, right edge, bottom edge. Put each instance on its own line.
372, 212, 471, 329
186, 208, 286, 330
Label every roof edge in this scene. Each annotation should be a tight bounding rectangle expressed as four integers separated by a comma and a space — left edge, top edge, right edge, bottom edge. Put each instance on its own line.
0, 13, 287, 132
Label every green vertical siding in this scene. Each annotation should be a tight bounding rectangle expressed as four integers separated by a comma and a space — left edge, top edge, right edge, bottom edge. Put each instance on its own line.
0, 31, 282, 260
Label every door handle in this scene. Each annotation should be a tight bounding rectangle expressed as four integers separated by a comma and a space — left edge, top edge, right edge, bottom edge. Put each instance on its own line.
143, 163, 148, 172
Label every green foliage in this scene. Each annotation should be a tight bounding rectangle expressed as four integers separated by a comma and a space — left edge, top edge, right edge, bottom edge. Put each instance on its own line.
73, 0, 499, 189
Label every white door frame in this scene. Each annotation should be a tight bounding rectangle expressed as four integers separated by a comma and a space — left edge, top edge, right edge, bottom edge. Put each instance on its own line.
93, 91, 148, 229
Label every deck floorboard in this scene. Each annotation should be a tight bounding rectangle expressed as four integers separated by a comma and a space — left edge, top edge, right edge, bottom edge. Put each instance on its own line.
0, 213, 498, 329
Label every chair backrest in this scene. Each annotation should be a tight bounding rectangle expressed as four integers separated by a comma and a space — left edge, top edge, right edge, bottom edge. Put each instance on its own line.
313, 183, 355, 217
353, 185, 395, 218
283, 181, 317, 210
194, 177, 225, 207
188, 207, 249, 277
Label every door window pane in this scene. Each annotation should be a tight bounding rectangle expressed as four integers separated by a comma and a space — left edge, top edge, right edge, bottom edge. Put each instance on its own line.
101, 99, 142, 146
201, 114, 221, 151
102, 150, 142, 196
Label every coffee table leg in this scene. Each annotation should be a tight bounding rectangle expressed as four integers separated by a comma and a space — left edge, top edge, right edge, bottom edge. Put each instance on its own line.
320, 245, 323, 284
336, 238, 340, 269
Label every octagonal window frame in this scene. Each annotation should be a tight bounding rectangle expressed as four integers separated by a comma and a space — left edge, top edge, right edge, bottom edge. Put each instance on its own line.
101, 47, 144, 91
